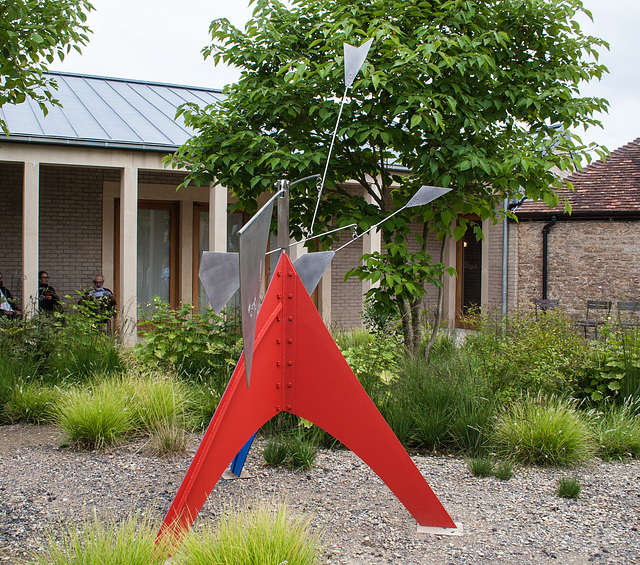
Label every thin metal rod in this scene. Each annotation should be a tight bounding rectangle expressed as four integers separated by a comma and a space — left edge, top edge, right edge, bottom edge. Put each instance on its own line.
290, 174, 321, 188
310, 86, 349, 236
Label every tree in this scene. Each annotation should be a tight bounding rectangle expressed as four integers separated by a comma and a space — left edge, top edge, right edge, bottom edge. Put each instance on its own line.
169, 0, 608, 354
0, 0, 94, 133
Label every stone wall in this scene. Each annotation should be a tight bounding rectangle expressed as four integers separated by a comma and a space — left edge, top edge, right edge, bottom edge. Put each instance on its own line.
515, 219, 640, 317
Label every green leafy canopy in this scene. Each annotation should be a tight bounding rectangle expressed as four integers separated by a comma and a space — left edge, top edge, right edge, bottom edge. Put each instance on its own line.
0, 0, 94, 134
168, 0, 608, 349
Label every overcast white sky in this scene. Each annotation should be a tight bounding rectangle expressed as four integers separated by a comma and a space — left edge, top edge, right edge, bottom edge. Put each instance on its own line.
53, 0, 639, 153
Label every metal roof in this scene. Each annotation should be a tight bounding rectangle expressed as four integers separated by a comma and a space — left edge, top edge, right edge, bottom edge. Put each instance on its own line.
0, 72, 224, 151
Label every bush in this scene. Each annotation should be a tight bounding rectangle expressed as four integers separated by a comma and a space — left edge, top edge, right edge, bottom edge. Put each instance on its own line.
493, 460, 514, 481
578, 326, 640, 402
35, 513, 169, 565
127, 371, 193, 435
467, 310, 590, 402
176, 502, 323, 565
590, 398, 640, 459
333, 327, 402, 405
0, 307, 120, 385
494, 394, 596, 466
136, 298, 242, 387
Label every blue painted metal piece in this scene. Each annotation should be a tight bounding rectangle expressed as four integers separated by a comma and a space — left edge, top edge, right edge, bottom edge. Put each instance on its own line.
230, 432, 257, 477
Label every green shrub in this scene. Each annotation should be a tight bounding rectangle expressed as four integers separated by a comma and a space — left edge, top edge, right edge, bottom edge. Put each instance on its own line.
333, 327, 402, 405
579, 326, 640, 402
35, 513, 169, 565
2, 382, 61, 424
136, 298, 242, 386
590, 398, 640, 459
467, 310, 590, 402
494, 394, 596, 466
468, 458, 493, 477
556, 476, 582, 499
0, 307, 120, 385
56, 377, 134, 449
176, 502, 323, 565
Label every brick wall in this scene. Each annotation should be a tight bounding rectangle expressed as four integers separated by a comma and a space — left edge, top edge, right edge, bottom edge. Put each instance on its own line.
0, 163, 24, 299
39, 166, 106, 302
515, 219, 640, 316
331, 228, 365, 328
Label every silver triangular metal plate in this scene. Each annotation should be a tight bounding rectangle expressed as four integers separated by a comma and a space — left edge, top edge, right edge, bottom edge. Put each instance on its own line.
238, 199, 275, 386
407, 186, 451, 208
293, 251, 335, 295
199, 252, 239, 314
344, 38, 373, 89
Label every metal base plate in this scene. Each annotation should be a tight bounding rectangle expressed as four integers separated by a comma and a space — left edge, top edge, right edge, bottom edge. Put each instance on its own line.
221, 468, 253, 480
416, 522, 463, 536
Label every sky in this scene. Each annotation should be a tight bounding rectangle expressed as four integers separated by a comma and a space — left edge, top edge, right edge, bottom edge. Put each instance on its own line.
52, 0, 640, 153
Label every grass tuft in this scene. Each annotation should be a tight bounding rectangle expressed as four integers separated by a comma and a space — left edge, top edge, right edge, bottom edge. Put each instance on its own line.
494, 393, 596, 466
556, 476, 582, 499
590, 398, 640, 460
55, 377, 133, 449
3, 382, 61, 424
493, 460, 514, 481
468, 458, 493, 477
176, 502, 323, 565
35, 513, 169, 565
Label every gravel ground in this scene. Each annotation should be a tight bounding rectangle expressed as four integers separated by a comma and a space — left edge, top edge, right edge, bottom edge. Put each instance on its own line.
0, 423, 639, 564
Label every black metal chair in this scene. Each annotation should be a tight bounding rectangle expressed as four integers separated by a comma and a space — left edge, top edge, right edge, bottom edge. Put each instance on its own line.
616, 301, 640, 329
534, 299, 560, 321
576, 300, 612, 338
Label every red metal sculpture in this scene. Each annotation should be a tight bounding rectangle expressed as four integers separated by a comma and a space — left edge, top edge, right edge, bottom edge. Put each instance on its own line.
157, 252, 456, 543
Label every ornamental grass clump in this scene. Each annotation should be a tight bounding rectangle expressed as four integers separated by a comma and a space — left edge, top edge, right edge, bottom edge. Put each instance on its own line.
494, 393, 596, 466
3, 382, 61, 424
590, 398, 640, 460
55, 377, 133, 449
176, 502, 323, 565
34, 513, 170, 565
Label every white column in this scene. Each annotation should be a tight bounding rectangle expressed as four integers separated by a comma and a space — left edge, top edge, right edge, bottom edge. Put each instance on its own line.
120, 161, 138, 346
22, 162, 39, 316
362, 188, 382, 295
210, 183, 227, 252
180, 198, 193, 305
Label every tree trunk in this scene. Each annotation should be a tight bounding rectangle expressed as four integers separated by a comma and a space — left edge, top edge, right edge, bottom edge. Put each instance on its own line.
397, 297, 414, 353
424, 238, 447, 359
410, 298, 422, 356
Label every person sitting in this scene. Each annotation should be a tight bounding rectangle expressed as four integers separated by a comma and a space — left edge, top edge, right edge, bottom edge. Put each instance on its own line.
37, 271, 61, 313
79, 274, 116, 322
0, 271, 19, 317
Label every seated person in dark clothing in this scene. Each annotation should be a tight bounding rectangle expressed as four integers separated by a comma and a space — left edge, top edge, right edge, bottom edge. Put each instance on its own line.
79, 274, 116, 321
0, 271, 19, 317
38, 271, 61, 313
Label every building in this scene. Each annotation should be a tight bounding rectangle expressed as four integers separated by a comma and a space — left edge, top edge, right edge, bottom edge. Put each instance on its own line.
512, 138, 640, 316
1, 71, 516, 341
